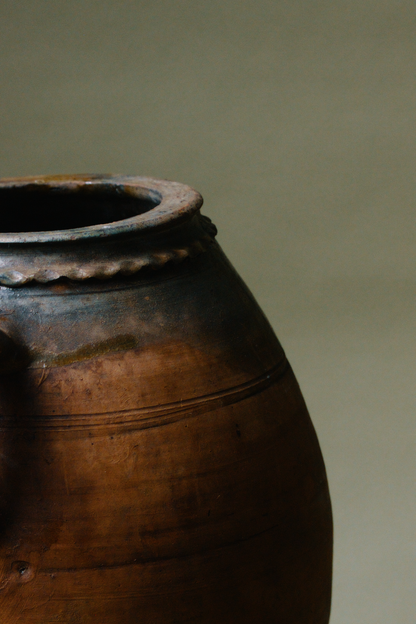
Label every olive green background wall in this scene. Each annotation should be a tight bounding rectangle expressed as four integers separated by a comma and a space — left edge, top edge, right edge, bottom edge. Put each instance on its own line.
0, 1, 415, 622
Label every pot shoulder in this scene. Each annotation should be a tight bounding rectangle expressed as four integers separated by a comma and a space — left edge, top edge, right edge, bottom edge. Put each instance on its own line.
0, 244, 285, 415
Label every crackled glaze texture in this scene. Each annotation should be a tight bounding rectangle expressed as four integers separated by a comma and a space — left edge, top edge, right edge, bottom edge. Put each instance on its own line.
0, 175, 332, 623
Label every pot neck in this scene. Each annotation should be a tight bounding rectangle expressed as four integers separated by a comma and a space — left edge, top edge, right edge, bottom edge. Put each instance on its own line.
0, 175, 217, 286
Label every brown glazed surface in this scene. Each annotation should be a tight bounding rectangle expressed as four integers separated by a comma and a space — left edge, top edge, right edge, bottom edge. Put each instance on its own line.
0, 176, 332, 623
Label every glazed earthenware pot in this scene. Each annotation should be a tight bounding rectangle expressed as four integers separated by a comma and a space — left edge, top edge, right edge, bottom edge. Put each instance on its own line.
0, 175, 332, 623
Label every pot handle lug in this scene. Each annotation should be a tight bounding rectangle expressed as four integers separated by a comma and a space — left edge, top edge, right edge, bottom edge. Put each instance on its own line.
0, 324, 29, 374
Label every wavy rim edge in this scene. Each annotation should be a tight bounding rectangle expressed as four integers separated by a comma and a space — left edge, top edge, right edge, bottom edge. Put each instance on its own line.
0, 234, 216, 286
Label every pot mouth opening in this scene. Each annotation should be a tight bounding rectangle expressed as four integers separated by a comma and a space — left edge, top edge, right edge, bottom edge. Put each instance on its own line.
0, 184, 159, 232
0, 175, 203, 244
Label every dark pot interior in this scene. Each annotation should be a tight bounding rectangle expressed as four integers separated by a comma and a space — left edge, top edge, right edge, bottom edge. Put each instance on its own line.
0, 184, 160, 233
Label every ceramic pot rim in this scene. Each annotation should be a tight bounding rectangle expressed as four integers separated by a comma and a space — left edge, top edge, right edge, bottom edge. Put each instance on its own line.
0, 174, 203, 244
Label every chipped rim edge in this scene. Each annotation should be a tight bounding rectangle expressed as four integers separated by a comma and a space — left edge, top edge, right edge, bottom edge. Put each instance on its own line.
0, 174, 203, 244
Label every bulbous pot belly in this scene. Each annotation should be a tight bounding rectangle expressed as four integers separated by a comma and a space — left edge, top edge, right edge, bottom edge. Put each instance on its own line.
0, 174, 332, 623
0, 246, 332, 623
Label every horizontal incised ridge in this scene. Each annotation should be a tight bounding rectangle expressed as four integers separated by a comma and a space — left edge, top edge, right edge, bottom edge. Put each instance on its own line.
0, 359, 289, 432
